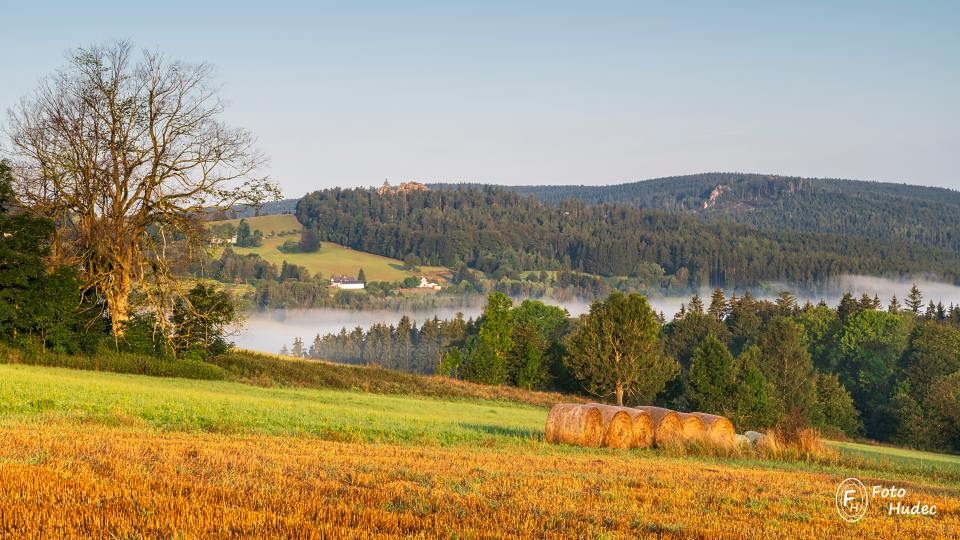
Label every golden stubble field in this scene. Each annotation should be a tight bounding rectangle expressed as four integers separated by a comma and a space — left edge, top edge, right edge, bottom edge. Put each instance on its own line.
1, 423, 957, 539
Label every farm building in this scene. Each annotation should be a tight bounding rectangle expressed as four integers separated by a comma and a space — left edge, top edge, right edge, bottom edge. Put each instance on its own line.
418, 276, 441, 290
330, 276, 365, 290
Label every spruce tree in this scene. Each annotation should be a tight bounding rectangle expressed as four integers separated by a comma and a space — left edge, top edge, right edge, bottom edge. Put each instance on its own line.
837, 293, 860, 322
688, 294, 704, 315
461, 292, 513, 385
906, 284, 923, 314
688, 335, 737, 412
708, 287, 727, 321
888, 295, 901, 313
757, 317, 817, 419
775, 291, 797, 314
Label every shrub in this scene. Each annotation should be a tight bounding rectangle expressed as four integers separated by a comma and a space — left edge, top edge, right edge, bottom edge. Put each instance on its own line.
0, 342, 225, 381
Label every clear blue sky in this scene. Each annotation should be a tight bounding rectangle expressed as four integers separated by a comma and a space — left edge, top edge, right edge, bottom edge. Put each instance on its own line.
2, 1, 958, 196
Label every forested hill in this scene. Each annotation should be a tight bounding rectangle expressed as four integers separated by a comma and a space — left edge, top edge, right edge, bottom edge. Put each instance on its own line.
434, 173, 960, 253
296, 186, 960, 290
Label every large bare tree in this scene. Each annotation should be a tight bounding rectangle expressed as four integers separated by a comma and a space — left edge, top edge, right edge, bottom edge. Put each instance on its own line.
6, 41, 278, 338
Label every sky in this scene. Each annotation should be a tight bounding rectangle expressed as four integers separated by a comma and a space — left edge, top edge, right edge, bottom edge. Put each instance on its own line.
2, 1, 958, 197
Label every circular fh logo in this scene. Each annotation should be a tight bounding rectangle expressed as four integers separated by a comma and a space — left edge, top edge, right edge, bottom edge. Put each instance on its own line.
836, 478, 869, 522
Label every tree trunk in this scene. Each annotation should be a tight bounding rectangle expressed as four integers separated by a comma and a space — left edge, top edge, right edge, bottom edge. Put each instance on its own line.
616, 380, 624, 406
106, 258, 133, 340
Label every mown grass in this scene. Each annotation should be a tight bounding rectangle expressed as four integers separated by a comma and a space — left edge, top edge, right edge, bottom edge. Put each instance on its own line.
1, 360, 960, 537
2, 360, 958, 486
1, 422, 958, 538
829, 440, 960, 476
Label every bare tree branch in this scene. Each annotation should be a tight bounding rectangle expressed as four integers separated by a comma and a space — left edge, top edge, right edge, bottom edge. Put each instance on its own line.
6, 41, 279, 341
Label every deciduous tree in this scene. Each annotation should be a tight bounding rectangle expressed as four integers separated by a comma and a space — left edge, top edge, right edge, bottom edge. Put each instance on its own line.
8, 41, 277, 339
564, 293, 677, 406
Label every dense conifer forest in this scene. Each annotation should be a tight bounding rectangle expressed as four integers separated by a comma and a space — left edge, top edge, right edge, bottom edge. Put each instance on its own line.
296, 185, 960, 291
463, 173, 960, 253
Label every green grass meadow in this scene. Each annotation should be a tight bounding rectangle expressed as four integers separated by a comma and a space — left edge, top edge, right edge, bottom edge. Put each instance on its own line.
207, 214, 449, 283
3, 358, 960, 488
0, 364, 545, 445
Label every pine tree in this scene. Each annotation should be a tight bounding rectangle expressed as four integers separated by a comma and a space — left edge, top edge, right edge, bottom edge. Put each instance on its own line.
708, 287, 727, 321
279, 344, 290, 356
775, 291, 797, 314
171, 283, 236, 357
688, 294, 704, 315
758, 317, 817, 419
357, 268, 366, 283
837, 293, 860, 322
461, 292, 513, 385
888, 295, 901, 313
688, 335, 737, 412
906, 284, 923, 314
0, 161, 94, 352
291, 337, 305, 357
925, 301, 937, 320
812, 373, 862, 436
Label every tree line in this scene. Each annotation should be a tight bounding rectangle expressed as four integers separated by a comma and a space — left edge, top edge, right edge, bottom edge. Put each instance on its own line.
295, 186, 960, 291
295, 286, 960, 451
498, 172, 960, 253
296, 315, 469, 374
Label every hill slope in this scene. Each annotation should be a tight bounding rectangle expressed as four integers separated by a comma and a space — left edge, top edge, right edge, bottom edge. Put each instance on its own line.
296, 185, 960, 289
206, 214, 448, 283
477, 173, 960, 252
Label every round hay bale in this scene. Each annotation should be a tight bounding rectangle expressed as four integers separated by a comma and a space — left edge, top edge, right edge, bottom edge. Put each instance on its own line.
676, 413, 706, 440
545, 403, 604, 448
691, 412, 735, 443
631, 406, 682, 447
624, 408, 655, 449
734, 434, 751, 446
588, 403, 634, 449
744, 431, 766, 445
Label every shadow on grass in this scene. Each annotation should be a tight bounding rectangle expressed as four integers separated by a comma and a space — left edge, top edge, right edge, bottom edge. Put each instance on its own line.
460, 423, 540, 439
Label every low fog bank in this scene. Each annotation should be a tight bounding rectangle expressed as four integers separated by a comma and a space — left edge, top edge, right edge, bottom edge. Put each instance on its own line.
771, 274, 960, 308
233, 275, 960, 354
233, 307, 486, 354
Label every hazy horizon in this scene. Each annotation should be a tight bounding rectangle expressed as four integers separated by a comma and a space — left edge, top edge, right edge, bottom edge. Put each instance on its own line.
2, 1, 958, 198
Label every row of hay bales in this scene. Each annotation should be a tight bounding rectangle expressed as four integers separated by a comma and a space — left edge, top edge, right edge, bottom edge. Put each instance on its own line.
545, 403, 735, 449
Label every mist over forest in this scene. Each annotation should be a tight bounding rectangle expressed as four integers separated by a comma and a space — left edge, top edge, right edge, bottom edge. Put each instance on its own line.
239, 274, 960, 354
